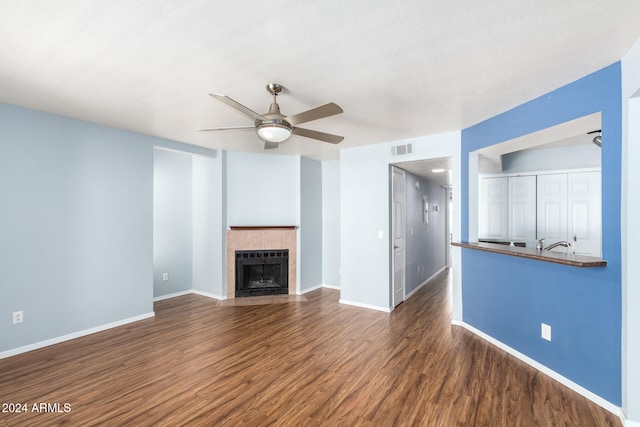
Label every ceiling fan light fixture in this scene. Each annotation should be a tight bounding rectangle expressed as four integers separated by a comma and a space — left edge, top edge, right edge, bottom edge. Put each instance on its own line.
257, 123, 292, 143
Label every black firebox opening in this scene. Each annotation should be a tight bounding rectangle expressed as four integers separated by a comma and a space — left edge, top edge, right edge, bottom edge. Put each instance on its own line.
235, 250, 289, 297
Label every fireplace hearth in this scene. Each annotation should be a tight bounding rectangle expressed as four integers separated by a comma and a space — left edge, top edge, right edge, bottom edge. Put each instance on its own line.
235, 250, 289, 297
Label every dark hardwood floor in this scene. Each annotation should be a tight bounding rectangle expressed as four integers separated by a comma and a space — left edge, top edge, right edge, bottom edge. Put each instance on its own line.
0, 270, 621, 426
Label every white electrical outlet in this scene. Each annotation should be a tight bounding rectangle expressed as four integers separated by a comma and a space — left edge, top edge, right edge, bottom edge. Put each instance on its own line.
162, 273, 169, 281
13, 311, 23, 324
541, 323, 552, 341
377, 230, 383, 239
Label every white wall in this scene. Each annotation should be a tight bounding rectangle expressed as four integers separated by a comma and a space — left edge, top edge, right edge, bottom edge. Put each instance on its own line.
622, 35, 640, 424
322, 160, 341, 288
340, 132, 462, 312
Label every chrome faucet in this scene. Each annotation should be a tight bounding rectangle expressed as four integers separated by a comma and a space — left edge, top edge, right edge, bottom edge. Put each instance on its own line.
544, 240, 572, 251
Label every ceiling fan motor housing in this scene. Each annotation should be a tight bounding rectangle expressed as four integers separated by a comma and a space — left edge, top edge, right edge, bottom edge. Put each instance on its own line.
266, 83, 284, 96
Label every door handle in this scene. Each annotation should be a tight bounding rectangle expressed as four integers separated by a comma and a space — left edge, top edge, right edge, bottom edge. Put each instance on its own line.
394, 245, 400, 249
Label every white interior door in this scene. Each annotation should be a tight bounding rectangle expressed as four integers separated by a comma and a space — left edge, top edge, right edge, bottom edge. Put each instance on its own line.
392, 167, 405, 307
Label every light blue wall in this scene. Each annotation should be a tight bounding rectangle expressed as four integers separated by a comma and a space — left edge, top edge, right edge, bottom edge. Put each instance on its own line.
192, 154, 225, 298
0, 105, 177, 352
153, 149, 224, 299
403, 172, 447, 295
153, 149, 193, 297
225, 151, 301, 293
0, 102, 216, 355
226, 152, 299, 226
461, 63, 622, 405
501, 144, 601, 173
322, 160, 341, 288
340, 132, 462, 311
300, 157, 322, 291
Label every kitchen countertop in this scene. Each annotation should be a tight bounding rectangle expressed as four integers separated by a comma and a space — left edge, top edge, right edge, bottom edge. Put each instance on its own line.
451, 241, 607, 268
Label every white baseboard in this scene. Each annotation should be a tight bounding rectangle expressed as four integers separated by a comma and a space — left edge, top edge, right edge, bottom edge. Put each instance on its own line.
452, 320, 624, 421
154, 290, 225, 302
191, 290, 225, 300
153, 290, 192, 301
298, 284, 341, 295
298, 284, 323, 295
405, 267, 447, 299
0, 312, 155, 360
339, 299, 391, 313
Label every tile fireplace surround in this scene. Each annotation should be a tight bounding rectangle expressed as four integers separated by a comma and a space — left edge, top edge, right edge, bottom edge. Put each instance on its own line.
226, 226, 297, 298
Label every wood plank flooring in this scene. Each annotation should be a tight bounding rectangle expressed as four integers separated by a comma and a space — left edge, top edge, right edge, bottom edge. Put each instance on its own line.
0, 270, 621, 426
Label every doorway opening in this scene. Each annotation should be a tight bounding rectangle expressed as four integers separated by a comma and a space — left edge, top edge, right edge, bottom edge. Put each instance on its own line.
390, 156, 453, 308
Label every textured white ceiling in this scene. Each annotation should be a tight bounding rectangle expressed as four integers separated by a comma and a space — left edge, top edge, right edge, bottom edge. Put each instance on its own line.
1, 1, 639, 160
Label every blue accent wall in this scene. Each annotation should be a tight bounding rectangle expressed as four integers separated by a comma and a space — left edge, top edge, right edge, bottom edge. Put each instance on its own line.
461, 63, 622, 404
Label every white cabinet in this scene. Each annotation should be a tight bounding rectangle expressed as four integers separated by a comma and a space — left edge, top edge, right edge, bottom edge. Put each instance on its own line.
508, 176, 537, 245
479, 177, 508, 240
480, 170, 601, 257
537, 171, 601, 257
479, 175, 536, 244
537, 174, 568, 245
568, 172, 601, 257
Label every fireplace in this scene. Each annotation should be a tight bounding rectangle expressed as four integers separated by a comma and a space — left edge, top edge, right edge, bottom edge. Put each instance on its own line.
226, 226, 297, 298
235, 249, 289, 297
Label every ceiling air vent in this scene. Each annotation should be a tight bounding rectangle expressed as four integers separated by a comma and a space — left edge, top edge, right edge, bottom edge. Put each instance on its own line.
391, 142, 414, 157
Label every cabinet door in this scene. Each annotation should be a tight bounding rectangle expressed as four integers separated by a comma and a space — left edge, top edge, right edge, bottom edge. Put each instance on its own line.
508, 176, 537, 245
568, 172, 601, 257
480, 177, 508, 240
537, 174, 568, 246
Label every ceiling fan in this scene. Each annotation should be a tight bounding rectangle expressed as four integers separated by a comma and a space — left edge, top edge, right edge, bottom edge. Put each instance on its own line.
197, 83, 344, 150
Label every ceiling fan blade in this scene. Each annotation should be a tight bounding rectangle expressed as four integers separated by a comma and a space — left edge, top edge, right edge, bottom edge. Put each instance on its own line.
291, 127, 344, 144
196, 125, 255, 132
209, 93, 265, 121
263, 141, 279, 150
285, 102, 343, 126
